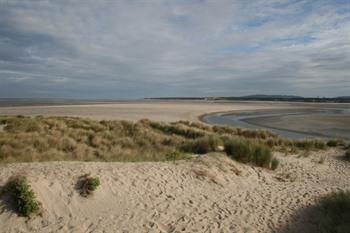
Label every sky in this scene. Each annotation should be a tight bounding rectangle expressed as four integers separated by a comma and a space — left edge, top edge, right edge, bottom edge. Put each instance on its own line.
0, 0, 349, 99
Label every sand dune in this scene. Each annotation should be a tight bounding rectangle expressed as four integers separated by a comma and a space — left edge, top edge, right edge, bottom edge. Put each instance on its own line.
0, 149, 348, 233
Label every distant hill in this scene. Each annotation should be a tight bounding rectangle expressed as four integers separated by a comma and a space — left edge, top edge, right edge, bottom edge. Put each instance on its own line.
239, 94, 304, 99
147, 95, 350, 103
337, 96, 350, 99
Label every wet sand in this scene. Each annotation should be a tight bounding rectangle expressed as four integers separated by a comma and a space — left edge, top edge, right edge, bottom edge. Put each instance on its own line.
202, 107, 350, 140
245, 111, 350, 140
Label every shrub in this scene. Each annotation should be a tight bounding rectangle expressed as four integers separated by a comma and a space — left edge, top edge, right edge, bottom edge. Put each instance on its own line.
317, 191, 350, 233
181, 136, 220, 154
224, 139, 277, 169
78, 174, 100, 197
327, 139, 345, 147
3, 176, 40, 217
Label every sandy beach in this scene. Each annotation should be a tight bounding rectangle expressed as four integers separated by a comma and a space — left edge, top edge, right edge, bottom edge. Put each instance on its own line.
0, 149, 348, 233
0, 101, 349, 233
0, 101, 302, 122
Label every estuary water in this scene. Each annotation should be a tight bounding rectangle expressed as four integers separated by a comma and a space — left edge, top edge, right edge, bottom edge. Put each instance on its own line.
201, 108, 350, 140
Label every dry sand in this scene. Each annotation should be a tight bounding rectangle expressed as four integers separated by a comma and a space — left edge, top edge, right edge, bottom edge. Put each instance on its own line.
0, 149, 349, 233
0, 101, 300, 122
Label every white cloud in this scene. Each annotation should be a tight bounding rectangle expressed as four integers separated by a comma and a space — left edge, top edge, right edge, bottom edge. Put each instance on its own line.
0, 0, 349, 98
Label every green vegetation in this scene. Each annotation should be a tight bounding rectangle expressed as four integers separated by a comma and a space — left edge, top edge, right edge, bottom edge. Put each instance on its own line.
0, 116, 331, 168
317, 191, 350, 233
3, 176, 40, 217
224, 139, 276, 169
293, 139, 326, 150
181, 136, 220, 154
78, 174, 101, 197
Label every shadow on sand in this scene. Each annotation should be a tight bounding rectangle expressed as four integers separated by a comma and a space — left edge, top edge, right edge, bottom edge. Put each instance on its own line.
0, 185, 18, 216
276, 203, 324, 233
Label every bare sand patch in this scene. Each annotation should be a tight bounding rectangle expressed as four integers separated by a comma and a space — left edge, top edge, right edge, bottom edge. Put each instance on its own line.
0, 150, 349, 233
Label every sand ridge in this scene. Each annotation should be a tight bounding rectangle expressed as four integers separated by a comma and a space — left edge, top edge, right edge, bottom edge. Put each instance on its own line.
0, 149, 349, 233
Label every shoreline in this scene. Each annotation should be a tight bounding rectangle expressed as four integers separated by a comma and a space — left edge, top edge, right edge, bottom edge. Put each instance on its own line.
199, 109, 350, 140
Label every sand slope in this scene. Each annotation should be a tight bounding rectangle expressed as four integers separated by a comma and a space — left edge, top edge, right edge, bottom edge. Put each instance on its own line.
0, 149, 349, 233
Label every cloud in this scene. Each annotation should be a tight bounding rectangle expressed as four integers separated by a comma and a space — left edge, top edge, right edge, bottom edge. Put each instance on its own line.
0, 0, 349, 98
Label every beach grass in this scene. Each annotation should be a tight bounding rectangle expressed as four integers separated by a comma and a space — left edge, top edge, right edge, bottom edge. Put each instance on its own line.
0, 116, 331, 167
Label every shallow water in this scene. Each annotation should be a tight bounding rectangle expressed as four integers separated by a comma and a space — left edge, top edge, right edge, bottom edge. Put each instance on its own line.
201, 108, 350, 140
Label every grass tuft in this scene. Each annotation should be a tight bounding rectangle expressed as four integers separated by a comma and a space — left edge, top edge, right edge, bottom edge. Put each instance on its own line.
78, 174, 100, 197
224, 139, 277, 169
3, 175, 40, 217
181, 136, 220, 154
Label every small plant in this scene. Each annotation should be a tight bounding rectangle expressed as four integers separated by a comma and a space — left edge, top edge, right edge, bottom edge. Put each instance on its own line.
78, 174, 100, 197
317, 191, 350, 233
3, 175, 41, 217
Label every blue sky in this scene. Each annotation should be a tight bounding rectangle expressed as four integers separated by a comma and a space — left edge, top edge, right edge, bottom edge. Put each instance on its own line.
0, 0, 349, 98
